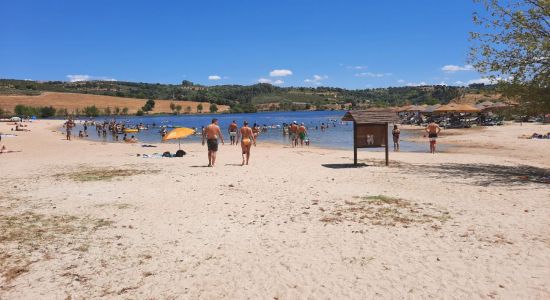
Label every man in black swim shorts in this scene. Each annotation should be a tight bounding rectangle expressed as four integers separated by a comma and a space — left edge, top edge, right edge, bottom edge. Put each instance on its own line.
202, 118, 224, 167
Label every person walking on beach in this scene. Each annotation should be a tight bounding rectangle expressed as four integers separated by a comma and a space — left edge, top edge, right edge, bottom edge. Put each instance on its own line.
64, 119, 74, 140
228, 120, 238, 145
237, 121, 256, 166
425, 120, 441, 154
202, 118, 224, 167
392, 124, 401, 151
289, 121, 298, 147
298, 123, 307, 146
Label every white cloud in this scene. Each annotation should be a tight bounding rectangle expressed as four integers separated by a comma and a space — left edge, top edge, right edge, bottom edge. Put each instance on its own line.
441, 64, 474, 73
304, 74, 328, 85
257, 78, 284, 85
467, 77, 496, 85
454, 80, 465, 86
347, 65, 367, 70
269, 69, 293, 77
355, 72, 392, 78
397, 79, 405, 83
208, 75, 221, 80
405, 81, 428, 87
258, 78, 272, 84
438, 81, 448, 86
66, 74, 116, 82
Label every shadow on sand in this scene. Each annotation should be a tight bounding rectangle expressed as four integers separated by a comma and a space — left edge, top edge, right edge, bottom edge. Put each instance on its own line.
322, 163, 368, 169
406, 163, 550, 187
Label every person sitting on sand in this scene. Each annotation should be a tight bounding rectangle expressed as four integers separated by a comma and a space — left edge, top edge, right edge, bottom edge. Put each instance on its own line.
425, 120, 441, 154
392, 125, 400, 151
202, 118, 224, 167
237, 121, 256, 166
126, 135, 138, 143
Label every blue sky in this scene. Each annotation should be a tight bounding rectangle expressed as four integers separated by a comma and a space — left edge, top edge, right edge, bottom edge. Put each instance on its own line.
0, 0, 491, 88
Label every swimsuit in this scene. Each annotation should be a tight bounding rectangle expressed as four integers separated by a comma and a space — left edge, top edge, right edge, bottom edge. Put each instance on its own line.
299, 132, 306, 140
207, 139, 218, 151
242, 138, 251, 146
428, 133, 438, 142
229, 132, 237, 137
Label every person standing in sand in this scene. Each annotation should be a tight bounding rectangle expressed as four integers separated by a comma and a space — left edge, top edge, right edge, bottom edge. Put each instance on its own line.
202, 118, 224, 167
289, 121, 298, 147
392, 124, 400, 151
64, 119, 74, 140
228, 120, 238, 145
237, 121, 256, 166
298, 123, 307, 147
425, 120, 441, 154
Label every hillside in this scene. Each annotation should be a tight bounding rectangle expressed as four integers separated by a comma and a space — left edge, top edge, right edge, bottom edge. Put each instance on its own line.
0, 92, 229, 115
0, 79, 502, 114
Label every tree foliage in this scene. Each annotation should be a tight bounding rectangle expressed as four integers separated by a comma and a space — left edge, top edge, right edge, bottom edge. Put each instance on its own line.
142, 99, 155, 113
469, 0, 550, 113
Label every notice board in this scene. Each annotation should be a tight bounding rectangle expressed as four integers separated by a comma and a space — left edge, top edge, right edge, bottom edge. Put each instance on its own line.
355, 124, 387, 148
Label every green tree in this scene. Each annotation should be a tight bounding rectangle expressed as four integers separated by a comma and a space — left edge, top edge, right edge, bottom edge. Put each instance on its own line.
39, 106, 56, 118
104, 107, 112, 115
0, 107, 7, 118
142, 99, 156, 113
136, 109, 144, 116
197, 103, 203, 113
122, 107, 129, 115
185, 106, 192, 114
170, 102, 176, 113
181, 80, 194, 86
83, 105, 100, 117
209, 103, 218, 113
175, 104, 182, 114
469, 0, 550, 113
114, 106, 121, 115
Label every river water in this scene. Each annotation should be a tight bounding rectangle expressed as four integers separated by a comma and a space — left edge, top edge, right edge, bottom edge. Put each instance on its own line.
73, 110, 433, 152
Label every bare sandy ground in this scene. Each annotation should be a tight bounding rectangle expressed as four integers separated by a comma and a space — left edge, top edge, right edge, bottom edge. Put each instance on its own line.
1, 120, 549, 299
0, 92, 229, 114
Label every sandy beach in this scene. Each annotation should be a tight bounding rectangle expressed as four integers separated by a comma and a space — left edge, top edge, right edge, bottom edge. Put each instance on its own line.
1, 120, 549, 299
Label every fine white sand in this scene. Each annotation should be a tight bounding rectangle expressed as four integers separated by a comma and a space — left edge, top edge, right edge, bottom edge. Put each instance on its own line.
1, 120, 549, 299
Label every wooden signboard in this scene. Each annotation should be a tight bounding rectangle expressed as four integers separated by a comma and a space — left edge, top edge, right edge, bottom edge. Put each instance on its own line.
355, 124, 387, 148
353, 122, 389, 166
342, 110, 397, 166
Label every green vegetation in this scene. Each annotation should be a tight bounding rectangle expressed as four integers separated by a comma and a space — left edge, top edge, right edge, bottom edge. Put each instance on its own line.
209, 103, 218, 113
0, 79, 501, 114
83, 105, 100, 117
470, 0, 549, 114
13, 104, 57, 118
141, 99, 155, 113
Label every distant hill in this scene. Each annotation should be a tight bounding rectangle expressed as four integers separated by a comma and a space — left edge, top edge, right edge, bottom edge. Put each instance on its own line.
0, 79, 502, 114
0, 92, 229, 116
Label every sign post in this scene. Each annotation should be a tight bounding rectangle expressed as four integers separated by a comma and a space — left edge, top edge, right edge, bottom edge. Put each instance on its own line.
342, 110, 398, 166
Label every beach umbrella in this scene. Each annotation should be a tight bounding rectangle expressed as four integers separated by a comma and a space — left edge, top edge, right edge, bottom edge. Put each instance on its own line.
456, 104, 481, 113
406, 105, 426, 112
162, 127, 195, 150
396, 105, 413, 112
422, 104, 441, 113
434, 103, 480, 113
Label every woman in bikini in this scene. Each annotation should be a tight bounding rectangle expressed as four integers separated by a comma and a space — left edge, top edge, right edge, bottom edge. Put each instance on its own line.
237, 121, 256, 166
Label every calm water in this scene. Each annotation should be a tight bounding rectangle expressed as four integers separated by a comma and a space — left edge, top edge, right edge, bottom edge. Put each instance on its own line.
73, 110, 433, 152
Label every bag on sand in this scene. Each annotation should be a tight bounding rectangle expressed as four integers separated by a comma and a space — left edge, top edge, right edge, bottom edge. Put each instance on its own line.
162, 151, 172, 157
175, 150, 186, 157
